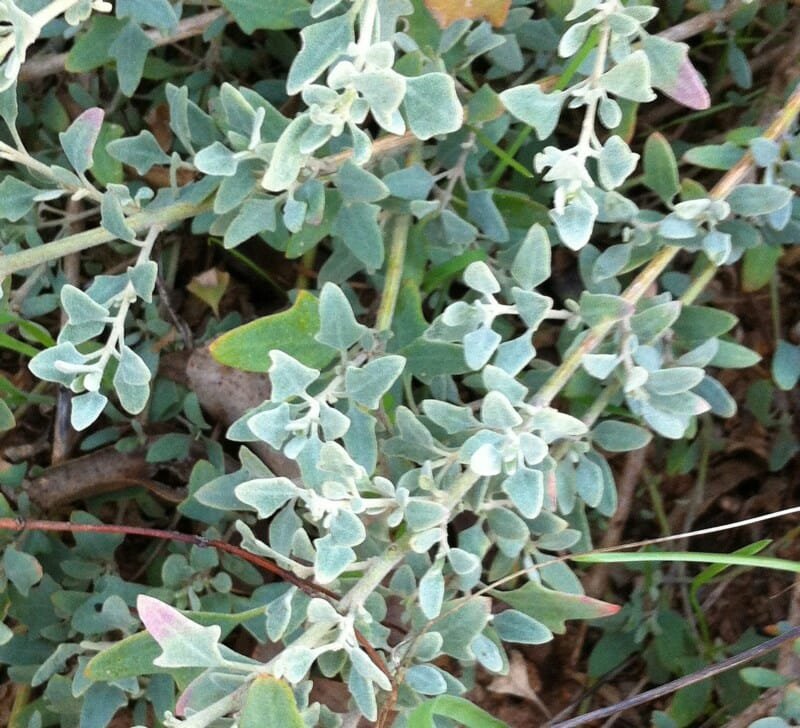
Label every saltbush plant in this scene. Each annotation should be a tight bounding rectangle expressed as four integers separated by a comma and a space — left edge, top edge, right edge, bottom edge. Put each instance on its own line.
0, 0, 798, 726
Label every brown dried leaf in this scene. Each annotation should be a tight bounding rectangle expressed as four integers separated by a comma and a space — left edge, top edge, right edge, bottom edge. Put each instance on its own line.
487, 651, 550, 717
185, 347, 300, 478
424, 0, 511, 28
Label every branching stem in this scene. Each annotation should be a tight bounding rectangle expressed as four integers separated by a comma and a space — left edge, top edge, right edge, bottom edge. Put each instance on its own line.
531, 81, 800, 410
0, 198, 213, 280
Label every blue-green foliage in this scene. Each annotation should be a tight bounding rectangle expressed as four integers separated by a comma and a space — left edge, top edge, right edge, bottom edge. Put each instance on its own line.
0, 0, 796, 727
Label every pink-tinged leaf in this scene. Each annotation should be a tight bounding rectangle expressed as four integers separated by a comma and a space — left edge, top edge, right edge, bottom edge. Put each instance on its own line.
493, 581, 620, 633
577, 594, 621, 615
59, 107, 105, 174
544, 470, 558, 511
175, 680, 194, 717
136, 595, 225, 668
137, 594, 190, 643
659, 58, 710, 111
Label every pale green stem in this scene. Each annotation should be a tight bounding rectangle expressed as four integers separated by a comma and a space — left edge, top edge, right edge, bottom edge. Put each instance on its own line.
0, 141, 103, 204
574, 20, 612, 163
0, 0, 93, 87
374, 212, 411, 333
770, 265, 782, 344
679, 256, 718, 305
530, 81, 800, 410
91, 226, 161, 377
339, 535, 410, 613
557, 250, 718, 441
0, 198, 213, 279
340, 470, 481, 613
354, 0, 379, 71
375, 143, 420, 332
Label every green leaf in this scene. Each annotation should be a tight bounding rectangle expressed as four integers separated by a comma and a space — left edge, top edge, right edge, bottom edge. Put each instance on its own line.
224, 198, 279, 249
647, 367, 704, 395
596, 135, 638, 190
345, 355, 406, 409
494, 581, 619, 633
59, 107, 104, 175
3, 545, 43, 597
740, 667, 789, 689
683, 142, 745, 170
727, 184, 793, 217
742, 245, 782, 292
71, 391, 108, 431
630, 301, 681, 342
113, 346, 152, 414
493, 609, 552, 644
384, 164, 435, 201
316, 282, 367, 350
286, 12, 354, 95
502, 468, 544, 518
222, 0, 309, 33
117, 0, 178, 32
146, 433, 193, 463
269, 350, 320, 400
408, 695, 509, 728
29, 342, 88, 387
91, 122, 125, 185
418, 561, 445, 618
499, 84, 566, 140
239, 675, 305, 728
643, 132, 679, 203
401, 339, 470, 377
403, 72, 464, 140
66, 15, 123, 73
137, 595, 225, 668
0, 399, 15, 432
315, 535, 356, 583
101, 191, 136, 242
467, 190, 509, 242
236, 477, 299, 518
641, 33, 685, 92
428, 598, 492, 661
405, 664, 448, 696
194, 142, 239, 176
335, 160, 390, 204
726, 40, 752, 89
552, 198, 597, 250
467, 83, 505, 124
106, 130, 170, 174
673, 305, 738, 342
108, 20, 155, 97
262, 116, 311, 191
772, 340, 800, 391
210, 290, 336, 372
579, 292, 633, 328
0, 176, 43, 222
599, 50, 656, 102
511, 223, 551, 290
592, 421, 652, 452
709, 340, 760, 368
61, 284, 108, 325
332, 202, 384, 269
85, 610, 250, 681
423, 249, 488, 294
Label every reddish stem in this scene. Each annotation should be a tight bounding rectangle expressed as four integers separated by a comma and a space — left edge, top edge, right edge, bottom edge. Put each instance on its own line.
0, 517, 335, 597
0, 517, 396, 683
